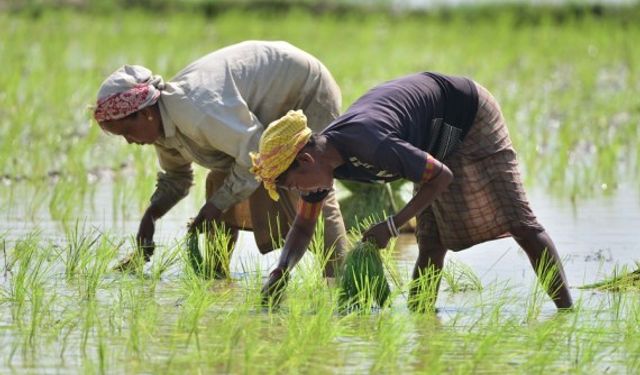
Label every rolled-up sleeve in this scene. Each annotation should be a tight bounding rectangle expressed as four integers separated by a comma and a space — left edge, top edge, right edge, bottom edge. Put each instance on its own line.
208, 160, 260, 211
150, 143, 194, 213
161, 47, 311, 212
200, 99, 263, 212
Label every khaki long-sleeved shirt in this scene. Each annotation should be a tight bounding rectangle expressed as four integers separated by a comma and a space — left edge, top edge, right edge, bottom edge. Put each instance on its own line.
150, 41, 341, 213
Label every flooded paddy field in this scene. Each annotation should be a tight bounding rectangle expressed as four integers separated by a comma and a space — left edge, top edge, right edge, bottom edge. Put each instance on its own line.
2, 183, 640, 373
1, 3, 640, 374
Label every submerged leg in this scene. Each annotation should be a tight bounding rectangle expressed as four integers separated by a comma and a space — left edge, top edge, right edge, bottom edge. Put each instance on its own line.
408, 236, 448, 312
511, 228, 573, 309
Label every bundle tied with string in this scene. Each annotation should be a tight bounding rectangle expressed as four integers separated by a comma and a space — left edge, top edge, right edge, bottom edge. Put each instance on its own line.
338, 241, 391, 310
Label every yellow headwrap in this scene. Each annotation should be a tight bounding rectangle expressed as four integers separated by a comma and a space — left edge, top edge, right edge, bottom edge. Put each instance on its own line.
250, 110, 311, 201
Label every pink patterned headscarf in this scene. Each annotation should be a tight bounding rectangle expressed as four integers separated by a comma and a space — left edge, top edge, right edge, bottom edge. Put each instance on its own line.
93, 65, 164, 122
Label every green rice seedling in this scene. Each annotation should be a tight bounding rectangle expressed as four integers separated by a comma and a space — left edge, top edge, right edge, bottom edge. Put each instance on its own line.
337, 216, 394, 311
24, 278, 57, 352
622, 296, 640, 373
3, 235, 57, 361
233, 258, 268, 308
305, 215, 334, 279
79, 298, 98, 356
96, 317, 108, 375
82, 235, 121, 300
460, 320, 520, 373
407, 265, 441, 314
176, 252, 226, 352
149, 240, 182, 281
1, 235, 11, 281
185, 222, 234, 280
5, 233, 50, 322
271, 284, 340, 373
295, 248, 337, 312
405, 311, 451, 373
578, 263, 640, 292
607, 282, 627, 321
202, 223, 234, 280
61, 220, 101, 280
338, 240, 390, 311
525, 250, 563, 321
49, 176, 87, 222
377, 235, 405, 301
119, 286, 159, 360
442, 259, 483, 293
260, 214, 337, 310
370, 311, 411, 373
56, 304, 83, 361
186, 227, 213, 279
567, 327, 609, 374
519, 314, 571, 373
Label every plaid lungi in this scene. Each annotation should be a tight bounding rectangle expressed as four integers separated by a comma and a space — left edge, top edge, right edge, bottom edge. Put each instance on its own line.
415, 82, 544, 251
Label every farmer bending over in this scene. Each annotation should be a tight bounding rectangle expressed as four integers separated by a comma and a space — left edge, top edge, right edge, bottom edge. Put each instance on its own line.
251, 72, 573, 310
93, 41, 347, 277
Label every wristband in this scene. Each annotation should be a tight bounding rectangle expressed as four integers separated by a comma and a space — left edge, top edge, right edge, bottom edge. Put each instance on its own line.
386, 216, 400, 237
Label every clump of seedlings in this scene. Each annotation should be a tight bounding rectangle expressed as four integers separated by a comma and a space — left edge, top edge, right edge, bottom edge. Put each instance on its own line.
338, 240, 391, 310
579, 264, 640, 291
186, 223, 234, 280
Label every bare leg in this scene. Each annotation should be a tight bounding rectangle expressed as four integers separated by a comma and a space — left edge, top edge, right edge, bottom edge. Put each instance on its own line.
408, 236, 448, 312
511, 228, 573, 309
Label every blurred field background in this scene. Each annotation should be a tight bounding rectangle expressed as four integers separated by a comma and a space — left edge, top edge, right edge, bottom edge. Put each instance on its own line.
1, 0, 639, 223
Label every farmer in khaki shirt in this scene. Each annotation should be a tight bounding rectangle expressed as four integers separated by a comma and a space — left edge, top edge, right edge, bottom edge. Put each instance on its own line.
93, 41, 348, 277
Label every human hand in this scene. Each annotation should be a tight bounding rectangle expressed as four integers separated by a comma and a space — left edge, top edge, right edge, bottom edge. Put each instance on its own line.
261, 267, 289, 307
112, 247, 153, 273
188, 201, 222, 234
113, 213, 156, 272
136, 211, 156, 256
362, 219, 395, 249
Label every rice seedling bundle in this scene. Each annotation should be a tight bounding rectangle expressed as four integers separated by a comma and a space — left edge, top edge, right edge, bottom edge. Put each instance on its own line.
338, 241, 390, 310
579, 266, 640, 291
186, 232, 204, 276
186, 229, 232, 279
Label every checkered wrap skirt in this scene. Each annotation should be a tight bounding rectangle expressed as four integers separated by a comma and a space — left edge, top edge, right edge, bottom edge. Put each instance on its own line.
415, 82, 544, 251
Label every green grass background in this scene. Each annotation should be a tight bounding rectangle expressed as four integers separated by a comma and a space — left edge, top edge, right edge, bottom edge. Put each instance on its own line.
1, 3, 638, 220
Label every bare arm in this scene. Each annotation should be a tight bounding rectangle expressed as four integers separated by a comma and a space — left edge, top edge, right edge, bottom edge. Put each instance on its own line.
262, 200, 323, 303
393, 163, 453, 229
363, 158, 453, 248
276, 214, 319, 270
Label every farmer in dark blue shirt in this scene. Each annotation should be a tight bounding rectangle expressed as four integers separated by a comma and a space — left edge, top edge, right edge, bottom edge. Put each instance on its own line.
251, 72, 573, 311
